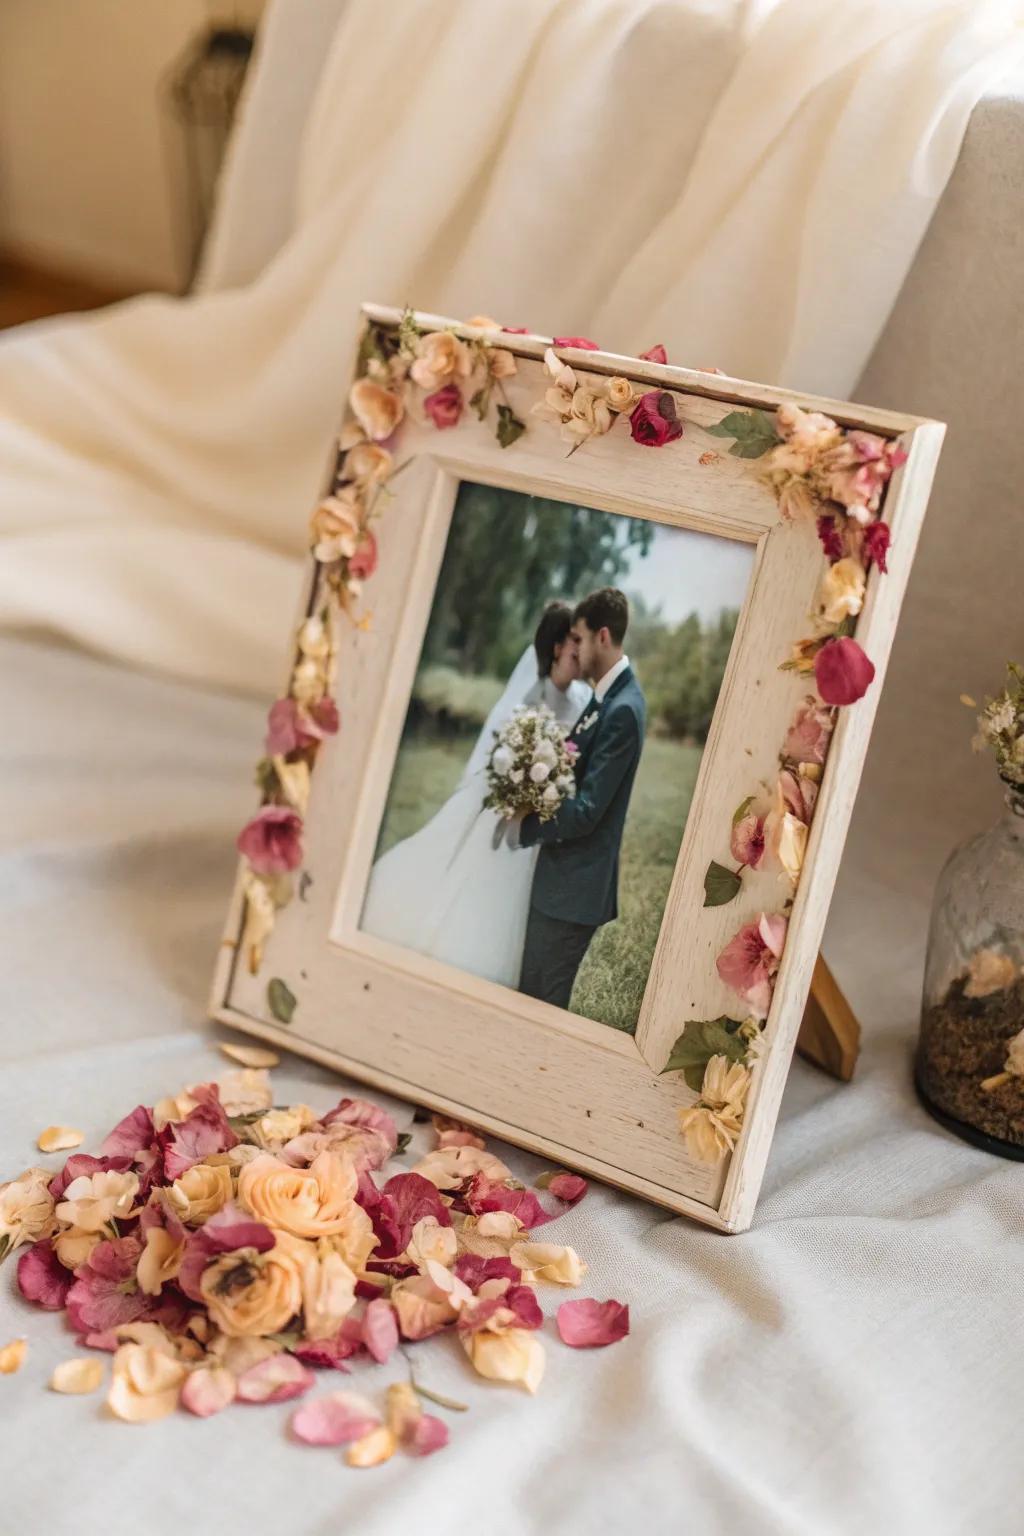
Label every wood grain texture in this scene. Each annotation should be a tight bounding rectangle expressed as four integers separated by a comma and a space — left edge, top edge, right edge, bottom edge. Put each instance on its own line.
210, 307, 944, 1232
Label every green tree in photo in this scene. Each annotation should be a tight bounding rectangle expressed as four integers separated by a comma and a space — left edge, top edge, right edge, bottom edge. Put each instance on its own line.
423, 483, 654, 679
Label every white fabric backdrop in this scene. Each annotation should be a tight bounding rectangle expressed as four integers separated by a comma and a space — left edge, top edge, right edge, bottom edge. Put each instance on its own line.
4, 7, 1024, 1532
0, 0, 1021, 693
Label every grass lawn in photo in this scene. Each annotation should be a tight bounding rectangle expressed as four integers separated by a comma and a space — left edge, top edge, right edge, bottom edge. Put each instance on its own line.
374, 728, 703, 1033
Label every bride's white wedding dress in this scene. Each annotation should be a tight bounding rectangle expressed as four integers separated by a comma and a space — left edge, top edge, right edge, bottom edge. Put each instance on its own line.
361, 648, 589, 987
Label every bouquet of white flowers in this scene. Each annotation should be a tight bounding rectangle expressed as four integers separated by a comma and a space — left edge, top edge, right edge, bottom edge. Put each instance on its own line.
483, 705, 579, 830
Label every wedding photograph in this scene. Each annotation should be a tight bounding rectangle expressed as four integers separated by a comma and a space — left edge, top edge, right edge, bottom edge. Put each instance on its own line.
359, 479, 754, 1031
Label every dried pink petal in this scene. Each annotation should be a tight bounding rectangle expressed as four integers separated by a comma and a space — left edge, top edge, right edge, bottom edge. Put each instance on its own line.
546, 1172, 588, 1206
98, 1105, 156, 1161
291, 1391, 381, 1446
361, 1298, 399, 1364
17, 1240, 72, 1310
407, 1413, 449, 1456
181, 1365, 237, 1417
556, 1298, 630, 1348
235, 1353, 315, 1404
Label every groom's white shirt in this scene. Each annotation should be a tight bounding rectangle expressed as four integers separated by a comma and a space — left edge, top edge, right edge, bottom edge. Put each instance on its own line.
593, 653, 630, 703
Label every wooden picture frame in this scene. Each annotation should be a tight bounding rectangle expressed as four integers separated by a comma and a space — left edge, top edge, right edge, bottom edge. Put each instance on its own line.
210, 305, 944, 1233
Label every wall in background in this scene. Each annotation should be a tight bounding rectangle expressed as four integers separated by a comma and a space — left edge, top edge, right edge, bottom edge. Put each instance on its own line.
0, 0, 265, 295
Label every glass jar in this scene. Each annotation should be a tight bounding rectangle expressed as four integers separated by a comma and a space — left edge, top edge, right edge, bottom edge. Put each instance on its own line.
917, 781, 1024, 1157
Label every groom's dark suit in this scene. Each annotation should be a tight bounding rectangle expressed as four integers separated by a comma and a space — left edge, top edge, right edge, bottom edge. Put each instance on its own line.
518, 664, 646, 1009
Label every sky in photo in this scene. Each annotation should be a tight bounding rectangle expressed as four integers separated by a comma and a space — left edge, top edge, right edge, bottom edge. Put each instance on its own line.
619, 522, 755, 625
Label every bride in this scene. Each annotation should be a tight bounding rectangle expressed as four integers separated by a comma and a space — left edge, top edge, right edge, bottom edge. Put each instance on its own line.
360, 600, 590, 987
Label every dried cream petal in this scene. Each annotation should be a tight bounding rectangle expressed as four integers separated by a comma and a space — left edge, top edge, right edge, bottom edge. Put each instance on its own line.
51, 1358, 104, 1394
385, 1381, 422, 1441
462, 1328, 545, 1394
346, 1425, 397, 1467
219, 1042, 280, 1070
0, 1338, 27, 1374
509, 1241, 587, 1286
37, 1126, 85, 1154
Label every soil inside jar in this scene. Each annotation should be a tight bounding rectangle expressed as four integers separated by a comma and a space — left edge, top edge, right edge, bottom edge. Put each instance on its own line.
918, 975, 1024, 1144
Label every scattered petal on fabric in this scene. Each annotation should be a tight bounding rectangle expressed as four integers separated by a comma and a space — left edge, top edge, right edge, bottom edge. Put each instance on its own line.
407, 1413, 449, 1455
218, 1042, 280, 1070
346, 1425, 397, 1467
292, 1390, 381, 1446
50, 1357, 104, 1394
509, 1241, 587, 1285
545, 1173, 588, 1206
36, 1126, 84, 1154
235, 1353, 315, 1404
181, 1365, 237, 1417
0, 1338, 27, 1373
462, 1327, 545, 1393
556, 1298, 630, 1348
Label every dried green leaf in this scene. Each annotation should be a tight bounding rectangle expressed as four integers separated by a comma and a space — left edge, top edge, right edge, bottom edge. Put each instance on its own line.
267, 977, 297, 1024
394, 1132, 412, 1156
731, 795, 755, 827
495, 404, 526, 449
703, 860, 743, 907
254, 757, 278, 796
661, 1017, 747, 1080
705, 408, 780, 458
470, 386, 490, 422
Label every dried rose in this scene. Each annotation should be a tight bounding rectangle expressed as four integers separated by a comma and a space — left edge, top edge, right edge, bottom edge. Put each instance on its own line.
349, 378, 404, 441
639, 343, 668, 363
237, 1151, 358, 1240
410, 332, 472, 391
166, 1162, 234, 1226
552, 336, 599, 350
199, 1232, 311, 1338
605, 377, 635, 412
423, 382, 463, 430
236, 806, 304, 875
310, 488, 362, 563
344, 441, 392, 486
349, 530, 378, 581
629, 390, 683, 447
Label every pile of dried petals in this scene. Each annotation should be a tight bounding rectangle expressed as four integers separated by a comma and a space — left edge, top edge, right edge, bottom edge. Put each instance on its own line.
1, 1050, 627, 1465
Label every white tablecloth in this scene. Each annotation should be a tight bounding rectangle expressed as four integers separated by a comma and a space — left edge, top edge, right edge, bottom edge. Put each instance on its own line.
1, 619, 1021, 1536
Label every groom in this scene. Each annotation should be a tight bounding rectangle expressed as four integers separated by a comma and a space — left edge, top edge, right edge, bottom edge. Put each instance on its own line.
517, 587, 646, 1009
